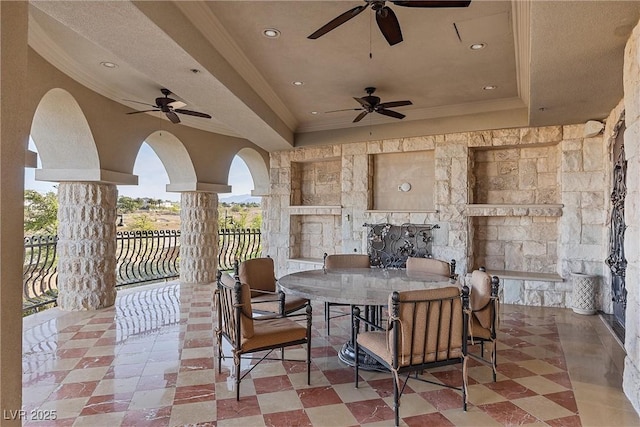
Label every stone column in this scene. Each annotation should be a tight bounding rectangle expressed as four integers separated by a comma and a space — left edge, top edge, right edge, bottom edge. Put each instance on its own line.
57, 182, 117, 310
180, 191, 218, 284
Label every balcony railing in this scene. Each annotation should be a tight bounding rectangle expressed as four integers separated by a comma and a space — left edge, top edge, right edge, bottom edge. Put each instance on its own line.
23, 228, 262, 313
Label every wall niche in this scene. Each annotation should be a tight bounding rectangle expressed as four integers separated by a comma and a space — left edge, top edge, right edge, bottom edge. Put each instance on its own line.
291, 158, 341, 206
472, 145, 560, 204
469, 144, 562, 275
371, 151, 435, 211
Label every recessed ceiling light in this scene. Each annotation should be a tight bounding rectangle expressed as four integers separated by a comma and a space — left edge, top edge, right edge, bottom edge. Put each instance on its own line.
263, 28, 280, 38
483, 85, 497, 90
100, 61, 118, 69
311, 111, 318, 115
292, 81, 304, 86
470, 43, 486, 50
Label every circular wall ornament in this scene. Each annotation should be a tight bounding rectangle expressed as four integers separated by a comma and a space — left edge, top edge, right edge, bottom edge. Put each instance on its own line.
398, 182, 412, 192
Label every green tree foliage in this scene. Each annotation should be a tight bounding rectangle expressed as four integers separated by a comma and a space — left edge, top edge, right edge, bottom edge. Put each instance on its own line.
117, 196, 142, 213
130, 214, 156, 231
250, 214, 262, 229
24, 190, 58, 234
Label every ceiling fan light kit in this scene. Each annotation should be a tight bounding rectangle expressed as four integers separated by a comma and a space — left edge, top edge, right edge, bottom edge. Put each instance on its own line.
125, 88, 212, 124
327, 87, 412, 123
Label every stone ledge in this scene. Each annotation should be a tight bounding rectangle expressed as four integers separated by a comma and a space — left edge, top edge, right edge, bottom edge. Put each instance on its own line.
365, 209, 439, 214
483, 269, 565, 282
288, 206, 342, 215
464, 204, 563, 217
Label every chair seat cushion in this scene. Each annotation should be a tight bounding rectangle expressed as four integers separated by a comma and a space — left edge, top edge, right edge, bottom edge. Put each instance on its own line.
251, 294, 308, 315
241, 317, 307, 352
357, 331, 392, 365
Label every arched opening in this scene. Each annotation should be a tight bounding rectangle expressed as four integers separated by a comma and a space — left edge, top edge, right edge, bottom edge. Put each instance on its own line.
219, 155, 262, 229
30, 88, 100, 176
116, 141, 181, 231
235, 147, 269, 196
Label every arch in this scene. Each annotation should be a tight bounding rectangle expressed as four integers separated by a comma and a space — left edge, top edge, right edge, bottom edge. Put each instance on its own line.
144, 130, 197, 191
30, 88, 99, 171
236, 147, 269, 196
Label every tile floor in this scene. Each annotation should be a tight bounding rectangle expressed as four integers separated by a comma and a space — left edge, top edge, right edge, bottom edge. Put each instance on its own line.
22, 280, 640, 426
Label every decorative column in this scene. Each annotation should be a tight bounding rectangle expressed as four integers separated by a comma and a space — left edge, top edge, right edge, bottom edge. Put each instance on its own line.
57, 182, 117, 310
180, 191, 218, 284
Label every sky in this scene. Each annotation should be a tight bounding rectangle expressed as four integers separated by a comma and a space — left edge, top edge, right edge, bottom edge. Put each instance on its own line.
24, 141, 255, 202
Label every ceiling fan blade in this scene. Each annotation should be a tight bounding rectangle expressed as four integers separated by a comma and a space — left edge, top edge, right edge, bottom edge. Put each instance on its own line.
325, 108, 364, 113
169, 100, 187, 109
391, 1, 471, 7
174, 109, 212, 119
353, 111, 369, 123
353, 97, 373, 109
376, 6, 403, 46
378, 100, 413, 109
308, 4, 368, 39
377, 108, 406, 120
126, 109, 160, 115
166, 111, 181, 124
123, 99, 158, 108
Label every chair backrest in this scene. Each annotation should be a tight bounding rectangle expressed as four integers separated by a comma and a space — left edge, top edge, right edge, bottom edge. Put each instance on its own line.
324, 253, 370, 269
389, 286, 465, 367
469, 269, 494, 329
237, 257, 277, 296
406, 257, 455, 278
217, 271, 254, 339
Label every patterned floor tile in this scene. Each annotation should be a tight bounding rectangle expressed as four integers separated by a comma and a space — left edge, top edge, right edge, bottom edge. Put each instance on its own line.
19, 280, 640, 426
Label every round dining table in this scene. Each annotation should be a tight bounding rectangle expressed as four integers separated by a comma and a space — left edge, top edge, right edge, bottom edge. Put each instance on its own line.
278, 267, 458, 370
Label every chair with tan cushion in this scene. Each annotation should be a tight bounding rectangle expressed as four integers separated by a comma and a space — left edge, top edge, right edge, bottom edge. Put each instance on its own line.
354, 286, 470, 427
215, 270, 312, 401
323, 253, 371, 335
467, 267, 500, 381
406, 256, 457, 279
235, 257, 309, 316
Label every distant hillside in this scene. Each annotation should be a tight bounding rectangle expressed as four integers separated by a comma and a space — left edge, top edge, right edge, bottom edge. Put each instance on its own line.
220, 194, 261, 204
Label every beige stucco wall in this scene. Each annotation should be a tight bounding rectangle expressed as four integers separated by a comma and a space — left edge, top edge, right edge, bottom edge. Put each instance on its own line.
0, 2, 29, 423
27, 49, 269, 191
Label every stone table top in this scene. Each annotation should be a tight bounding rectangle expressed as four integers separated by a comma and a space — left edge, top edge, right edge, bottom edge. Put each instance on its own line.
278, 268, 457, 306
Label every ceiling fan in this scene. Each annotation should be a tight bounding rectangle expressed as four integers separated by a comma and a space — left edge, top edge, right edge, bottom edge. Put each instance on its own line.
308, 0, 471, 46
125, 88, 211, 124
327, 87, 412, 122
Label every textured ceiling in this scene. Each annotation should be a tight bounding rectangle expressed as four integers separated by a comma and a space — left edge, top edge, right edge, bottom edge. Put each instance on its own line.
28, 1, 640, 152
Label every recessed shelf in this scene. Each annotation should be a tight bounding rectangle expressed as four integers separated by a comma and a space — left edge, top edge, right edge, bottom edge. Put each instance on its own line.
480, 269, 564, 282
288, 206, 342, 215
365, 210, 438, 214
464, 204, 563, 217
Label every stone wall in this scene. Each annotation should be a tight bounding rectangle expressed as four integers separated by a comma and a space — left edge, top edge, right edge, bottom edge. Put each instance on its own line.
264, 125, 610, 311
473, 146, 560, 204
622, 18, 640, 415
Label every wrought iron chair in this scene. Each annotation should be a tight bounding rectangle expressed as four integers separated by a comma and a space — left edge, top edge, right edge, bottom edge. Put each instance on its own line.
215, 271, 312, 401
323, 253, 371, 335
354, 286, 470, 427
406, 256, 457, 279
235, 257, 308, 316
467, 267, 500, 381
